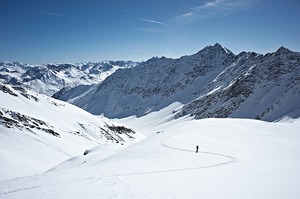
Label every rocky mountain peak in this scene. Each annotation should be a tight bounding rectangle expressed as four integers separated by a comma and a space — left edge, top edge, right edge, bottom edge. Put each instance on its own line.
197, 43, 233, 55
55, 44, 300, 121
275, 46, 292, 55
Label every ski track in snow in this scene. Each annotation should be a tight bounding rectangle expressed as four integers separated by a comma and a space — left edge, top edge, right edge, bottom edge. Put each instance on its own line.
110, 132, 239, 177
32, 137, 73, 157
97, 131, 239, 177
0, 127, 239, 197
1, 186, 41, 196
160, 132, 239, 170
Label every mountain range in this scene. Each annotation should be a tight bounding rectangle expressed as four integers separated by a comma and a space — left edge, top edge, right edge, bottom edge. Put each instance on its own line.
0, 61, 136, 96
1, 44, 300, 198
53, 43, 300, 122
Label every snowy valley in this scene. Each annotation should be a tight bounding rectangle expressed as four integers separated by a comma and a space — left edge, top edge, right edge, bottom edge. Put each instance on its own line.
0, 44, 300, 199
1, 108, 300, 198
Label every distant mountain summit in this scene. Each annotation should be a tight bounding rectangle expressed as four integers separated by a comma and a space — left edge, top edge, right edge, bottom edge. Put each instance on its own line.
0, 61, 136, 96
54, 43, 300, 121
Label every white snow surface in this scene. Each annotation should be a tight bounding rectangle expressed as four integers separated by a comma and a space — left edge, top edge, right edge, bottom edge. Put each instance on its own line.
0, 83, 143, 181
0, 103, 299, 199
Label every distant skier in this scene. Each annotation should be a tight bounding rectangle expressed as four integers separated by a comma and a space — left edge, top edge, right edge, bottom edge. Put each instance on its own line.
196, 145, 199, 153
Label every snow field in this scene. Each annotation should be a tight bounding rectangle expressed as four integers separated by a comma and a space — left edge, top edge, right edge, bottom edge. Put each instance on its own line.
1, 116, 300, 198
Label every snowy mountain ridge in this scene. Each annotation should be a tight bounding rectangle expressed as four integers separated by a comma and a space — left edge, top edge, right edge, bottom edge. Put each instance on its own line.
0, 61, 137, 96
0, 82, 143, 181
55, 43, 300, 121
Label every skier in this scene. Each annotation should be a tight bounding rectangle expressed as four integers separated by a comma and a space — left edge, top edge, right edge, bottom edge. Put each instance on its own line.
196, 145, 199, 153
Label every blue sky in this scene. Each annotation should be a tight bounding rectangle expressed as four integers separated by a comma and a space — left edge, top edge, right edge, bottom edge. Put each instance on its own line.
0, 0, 299, 63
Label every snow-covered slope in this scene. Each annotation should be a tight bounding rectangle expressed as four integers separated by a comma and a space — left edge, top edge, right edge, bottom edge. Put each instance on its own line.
55, 43, 300, 121
0, 61, 136, 96
0, 83, 143, 181
1, 112, 299, 198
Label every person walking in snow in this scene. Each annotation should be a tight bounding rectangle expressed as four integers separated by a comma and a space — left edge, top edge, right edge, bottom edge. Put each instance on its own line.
196, 145, 199, 153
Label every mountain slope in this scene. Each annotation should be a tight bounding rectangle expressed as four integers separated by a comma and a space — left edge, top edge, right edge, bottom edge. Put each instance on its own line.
176, 47, 300, 121
0, 61, 136, 96
1, 116, 299, 198
0, 83, 143, 181
55, 44, 300, 121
